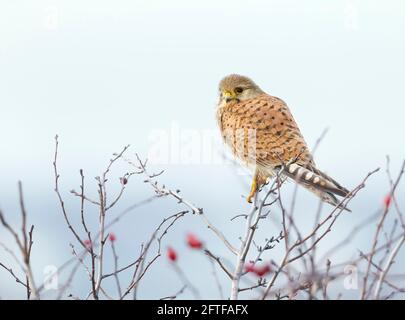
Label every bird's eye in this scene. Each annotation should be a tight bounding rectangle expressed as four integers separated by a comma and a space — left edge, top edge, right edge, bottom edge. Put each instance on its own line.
234, 87, 244, 94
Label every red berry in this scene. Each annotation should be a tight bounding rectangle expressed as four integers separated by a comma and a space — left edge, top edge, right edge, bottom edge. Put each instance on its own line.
83, 239, 91, 247
109, 233, 116, 242
244, 262, 255, 273
186, 233, 203, 249
383, 194, 391, 208
253, 264, 271, 277
167, 247, 177, 262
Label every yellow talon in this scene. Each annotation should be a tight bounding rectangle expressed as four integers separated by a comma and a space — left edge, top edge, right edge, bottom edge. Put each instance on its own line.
246, 178, 258, 203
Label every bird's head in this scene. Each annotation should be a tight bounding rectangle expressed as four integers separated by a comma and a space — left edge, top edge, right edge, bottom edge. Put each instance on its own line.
218, 74, 264, 104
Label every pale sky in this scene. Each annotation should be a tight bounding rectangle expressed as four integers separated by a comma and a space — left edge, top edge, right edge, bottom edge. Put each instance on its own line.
1, 0, 405, 299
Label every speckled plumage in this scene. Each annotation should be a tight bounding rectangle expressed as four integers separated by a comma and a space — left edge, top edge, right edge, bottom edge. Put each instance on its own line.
216, 74, 349, 208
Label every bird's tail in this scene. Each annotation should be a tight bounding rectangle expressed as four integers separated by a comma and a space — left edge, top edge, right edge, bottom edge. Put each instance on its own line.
281, 162, 351, 212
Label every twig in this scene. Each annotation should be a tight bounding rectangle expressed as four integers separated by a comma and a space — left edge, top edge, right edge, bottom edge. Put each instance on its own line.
0, 262, 28, 289
230, 174, 282, 300
0, 182, 38, 299
53, 135, 89, 251
111, 240, 122, 297
262, 168, 379, 299
132, 154, 238, 255
374, 234, 405, 299
204, 249, 233, 279
360, 160, 404, 299
119, 210, 187, 299
160, 286, 187, 300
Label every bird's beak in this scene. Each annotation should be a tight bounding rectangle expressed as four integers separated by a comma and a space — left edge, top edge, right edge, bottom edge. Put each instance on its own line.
223, 91, 236, 103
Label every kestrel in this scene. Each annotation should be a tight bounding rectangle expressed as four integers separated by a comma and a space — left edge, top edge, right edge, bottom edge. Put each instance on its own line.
216, 74, 349, 209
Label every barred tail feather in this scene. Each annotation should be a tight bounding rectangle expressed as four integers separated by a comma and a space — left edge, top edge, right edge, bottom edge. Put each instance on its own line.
281, 162, 351, 211
303, 185, 351, 212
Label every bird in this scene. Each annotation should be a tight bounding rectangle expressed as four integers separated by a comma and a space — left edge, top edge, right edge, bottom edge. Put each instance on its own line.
216, 74, 350, 210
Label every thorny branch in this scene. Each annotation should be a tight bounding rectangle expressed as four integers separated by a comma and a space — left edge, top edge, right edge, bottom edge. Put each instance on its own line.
2, 133, 405, 300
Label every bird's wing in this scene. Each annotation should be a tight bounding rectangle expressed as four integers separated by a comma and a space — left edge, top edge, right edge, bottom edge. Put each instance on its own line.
230, 93, 314, 168
241, 94, 349, 197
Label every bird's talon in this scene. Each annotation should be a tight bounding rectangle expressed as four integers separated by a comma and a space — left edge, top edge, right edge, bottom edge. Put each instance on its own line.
246, 179, 257, 203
